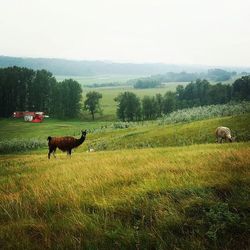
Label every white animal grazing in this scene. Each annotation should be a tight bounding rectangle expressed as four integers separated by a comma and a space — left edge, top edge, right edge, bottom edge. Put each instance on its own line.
215, 126, 235, 143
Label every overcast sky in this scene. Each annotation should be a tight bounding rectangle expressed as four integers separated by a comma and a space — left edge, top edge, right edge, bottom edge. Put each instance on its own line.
1, 0, 250, 66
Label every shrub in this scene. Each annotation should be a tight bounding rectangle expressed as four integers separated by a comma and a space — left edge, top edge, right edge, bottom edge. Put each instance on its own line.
159, 101, 250, 125
0, 138, 47, 154
204, 203, 241, 241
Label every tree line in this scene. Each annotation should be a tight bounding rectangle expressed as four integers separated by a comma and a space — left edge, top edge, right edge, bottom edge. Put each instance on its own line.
1, 66, 249, 121
132, 69, 237, 89
115, 76, 250, 121
0, 67, 82, 118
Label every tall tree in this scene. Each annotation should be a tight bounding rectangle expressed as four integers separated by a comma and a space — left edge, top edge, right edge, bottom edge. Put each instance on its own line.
142, 96, 157, 120
162, 91, 176, 114
84, 91, 103, 120
0, 67, 35, 117
155, 93, 163, 117
232, 76, 250, 101
115, 92, 141, 121
29, 70, 57, 113
59, 79, 82, 118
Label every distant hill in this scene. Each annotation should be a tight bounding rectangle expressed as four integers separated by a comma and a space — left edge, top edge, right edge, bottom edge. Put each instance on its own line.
0, 55, 249, 76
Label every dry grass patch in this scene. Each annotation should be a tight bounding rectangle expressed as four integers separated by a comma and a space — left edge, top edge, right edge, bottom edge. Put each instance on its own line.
0, 143, 249, 249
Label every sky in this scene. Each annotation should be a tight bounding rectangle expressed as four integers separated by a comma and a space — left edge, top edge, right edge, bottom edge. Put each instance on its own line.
0, 0, 250, 67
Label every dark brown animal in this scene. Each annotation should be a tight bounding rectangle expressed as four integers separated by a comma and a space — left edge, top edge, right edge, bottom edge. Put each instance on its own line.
215, 126, 235, 143
47, 130, 87, 159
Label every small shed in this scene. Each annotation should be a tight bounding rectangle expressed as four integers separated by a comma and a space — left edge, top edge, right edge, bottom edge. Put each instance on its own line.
13, 111, 46, 123
32, 114, 44, 123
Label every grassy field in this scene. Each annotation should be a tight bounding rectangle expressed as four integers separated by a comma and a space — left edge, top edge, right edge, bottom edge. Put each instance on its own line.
55, 74, 190, 120
0, 118, 111, 140
81, 81, 238, 121
55, 74, 146, 86
0, 143, 249, 249
0, 109, 249, 249
81, 83, 189, 120
56, 74, 237, 121
0, 114, 250, 155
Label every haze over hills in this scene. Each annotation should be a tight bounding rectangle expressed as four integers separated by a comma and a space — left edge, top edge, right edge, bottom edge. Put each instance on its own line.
1, 56, 250, 76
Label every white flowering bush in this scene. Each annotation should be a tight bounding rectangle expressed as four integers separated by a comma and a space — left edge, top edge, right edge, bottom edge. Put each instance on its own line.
159, 101, 250, 125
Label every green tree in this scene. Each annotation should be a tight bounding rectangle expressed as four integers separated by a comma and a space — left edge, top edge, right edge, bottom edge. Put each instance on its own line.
59, 79, 82, 118
115, 92, 141, 121
162, 91, 176, 114
84, 91, 103, 120
134, 79, 161, 89
208, 83, 231, 104
0, 66, 35, 117
29, 70, 57, 113
142, 96, 157, 120
232, 76, 250, 100
180, 79, 211, 107
207, 68, 233, 81
155, 93, 163, 117
0, 67, 83, 119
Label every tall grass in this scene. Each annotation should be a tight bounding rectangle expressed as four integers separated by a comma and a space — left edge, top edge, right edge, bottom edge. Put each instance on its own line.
1, 113, 250, 154
89, 114, 250, 151
0, 138, 47, 154
0, 143, 249, 249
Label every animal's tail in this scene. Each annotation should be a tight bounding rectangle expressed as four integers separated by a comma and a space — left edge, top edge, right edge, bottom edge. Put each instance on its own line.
47, 136, 52, 141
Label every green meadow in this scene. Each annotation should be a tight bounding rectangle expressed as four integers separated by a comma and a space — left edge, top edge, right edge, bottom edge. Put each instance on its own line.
56, 74, 237, 121
1, 113, 249, 154
0, 142, 249, 249
56, 74, 191, 120
0, 99, 250, 249
55, 74, 146, 86
81, 83, 190, 120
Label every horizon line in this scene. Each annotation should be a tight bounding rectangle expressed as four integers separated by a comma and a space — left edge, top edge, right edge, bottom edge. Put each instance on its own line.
1, 54, 250, 69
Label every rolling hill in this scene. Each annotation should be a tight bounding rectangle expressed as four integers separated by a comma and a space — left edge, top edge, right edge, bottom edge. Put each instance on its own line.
1, 55, 250, 76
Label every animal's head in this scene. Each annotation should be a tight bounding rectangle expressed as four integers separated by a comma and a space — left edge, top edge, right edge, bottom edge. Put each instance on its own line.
81, 130, 87, 136
230, 130, 237, 142
231, 136, 236, 142
228, 136, 236, 143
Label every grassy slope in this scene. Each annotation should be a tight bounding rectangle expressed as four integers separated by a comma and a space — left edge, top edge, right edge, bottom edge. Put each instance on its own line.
0, 143, 249, 249
0, 113, 249, 248
0, 118, 111, 140
87, 114, 250, 151
1, 114, 249, 154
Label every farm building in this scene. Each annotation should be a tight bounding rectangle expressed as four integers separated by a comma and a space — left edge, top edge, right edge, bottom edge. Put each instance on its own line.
13, 111, 47, 123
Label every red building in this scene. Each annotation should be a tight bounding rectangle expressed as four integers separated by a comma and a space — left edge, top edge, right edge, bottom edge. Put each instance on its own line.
13, 111, 46, 123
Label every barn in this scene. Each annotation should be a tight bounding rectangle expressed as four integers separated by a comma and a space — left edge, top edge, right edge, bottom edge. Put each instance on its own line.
13, 111, 46, 123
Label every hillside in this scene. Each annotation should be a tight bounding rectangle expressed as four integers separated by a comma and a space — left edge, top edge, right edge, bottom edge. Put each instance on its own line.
1, 56, 250, 76
0, 113, 249, 154
0, 111, 249, 249
0, 143, 249, 249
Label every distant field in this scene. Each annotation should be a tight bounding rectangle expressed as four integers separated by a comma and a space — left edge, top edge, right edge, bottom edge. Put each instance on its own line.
55, 74, 146, 86
56, 74, 238, 120
55, 74, 190, 120
81, 83, 189, 120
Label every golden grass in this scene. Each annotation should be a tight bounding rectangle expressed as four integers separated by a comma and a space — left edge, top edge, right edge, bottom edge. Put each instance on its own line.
0, 142, 250, 249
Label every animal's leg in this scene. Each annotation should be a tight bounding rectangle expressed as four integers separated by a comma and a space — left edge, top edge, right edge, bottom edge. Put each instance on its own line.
48, 148, 53, 159
53, 148, 56, 158
68, 149, 72, 157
